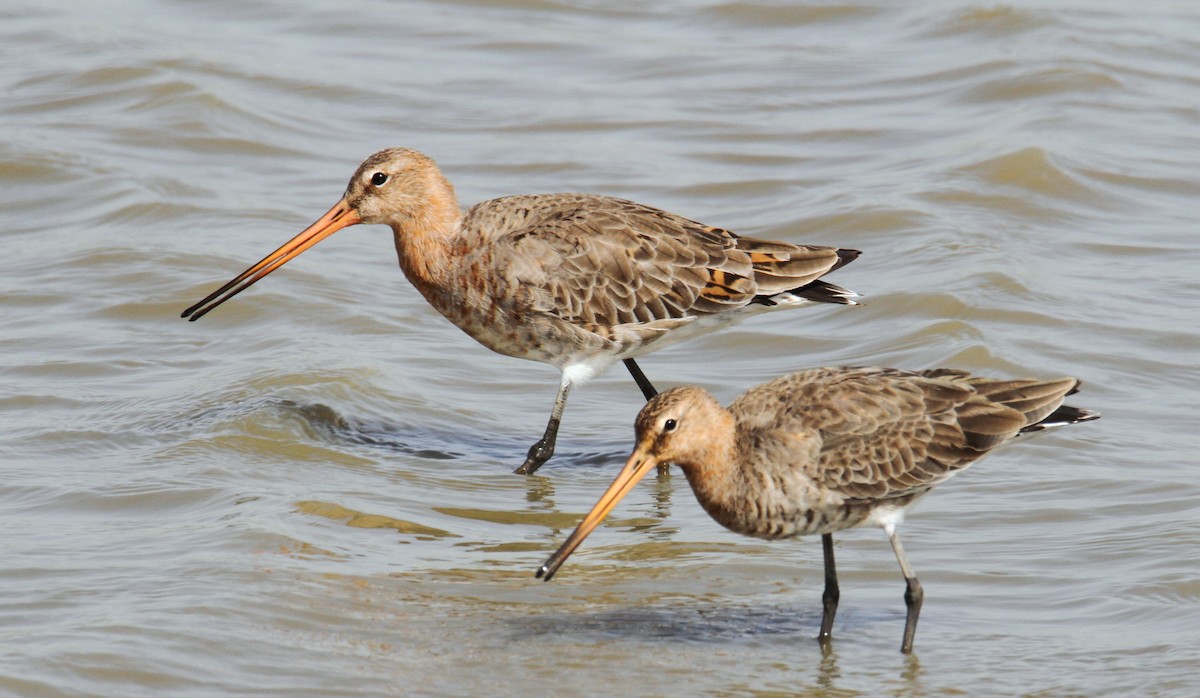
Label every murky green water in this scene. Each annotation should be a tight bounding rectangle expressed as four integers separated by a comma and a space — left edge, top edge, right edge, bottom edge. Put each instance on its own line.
3, 2, 1197, 696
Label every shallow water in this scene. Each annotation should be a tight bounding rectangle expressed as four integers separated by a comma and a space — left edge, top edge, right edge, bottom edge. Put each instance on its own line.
3, 2, 1198, 696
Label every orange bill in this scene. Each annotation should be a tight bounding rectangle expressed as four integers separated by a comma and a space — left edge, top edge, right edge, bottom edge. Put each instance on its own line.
537, 439, 661, 581
181, 198, 362, 321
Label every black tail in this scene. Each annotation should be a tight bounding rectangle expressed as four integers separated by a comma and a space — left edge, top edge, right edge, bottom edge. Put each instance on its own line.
752, 247, 861, 307
829, 248, 861, 273
793, 248, 860, 305
791, 279, 860, 305
1020, 404, 1101, 434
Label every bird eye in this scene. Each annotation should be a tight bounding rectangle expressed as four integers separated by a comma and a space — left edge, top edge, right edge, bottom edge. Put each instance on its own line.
370, 172, 388, 186
663, 418, 677, 432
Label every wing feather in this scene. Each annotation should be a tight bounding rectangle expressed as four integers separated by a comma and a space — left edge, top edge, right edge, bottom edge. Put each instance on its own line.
730, 367, 1080, 502
461, 194, 854, 330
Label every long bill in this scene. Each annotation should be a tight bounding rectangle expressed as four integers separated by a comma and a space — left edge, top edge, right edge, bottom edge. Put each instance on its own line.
181, 198, 363, 321
537, 442, 661, 581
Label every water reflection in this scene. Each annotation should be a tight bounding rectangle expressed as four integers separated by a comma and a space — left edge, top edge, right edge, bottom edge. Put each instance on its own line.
511, 601, 814, 643
652, 464, 675, 520
522, 471, 558, 509
296, 499, 458, 539
815, 641, 842, 695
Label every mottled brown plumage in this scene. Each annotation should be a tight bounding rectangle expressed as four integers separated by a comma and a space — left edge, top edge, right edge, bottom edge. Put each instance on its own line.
182, 148, 860, 473
538, 366, 1099, 653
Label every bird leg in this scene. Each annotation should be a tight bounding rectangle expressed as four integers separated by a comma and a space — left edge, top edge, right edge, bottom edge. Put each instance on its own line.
887, 523, 924, 654
622, 358, 659, 400
514, 377, 572, 475
819, 533, 840, 644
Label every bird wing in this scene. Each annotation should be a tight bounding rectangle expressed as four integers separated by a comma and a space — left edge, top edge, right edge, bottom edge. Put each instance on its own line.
731, 367, 1023, 501
468, 194, 761, 330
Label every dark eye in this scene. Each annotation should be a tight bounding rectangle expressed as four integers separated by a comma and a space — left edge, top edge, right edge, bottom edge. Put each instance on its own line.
663, 419, 677, 432
370, 172, 388, 186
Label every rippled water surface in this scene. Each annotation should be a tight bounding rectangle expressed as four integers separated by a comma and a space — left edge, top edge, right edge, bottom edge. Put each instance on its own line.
3, 2, 1198, 696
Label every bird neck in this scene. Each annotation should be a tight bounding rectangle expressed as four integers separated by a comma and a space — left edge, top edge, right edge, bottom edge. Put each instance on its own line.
391, 182, 465, 291
674, 411, 746, 519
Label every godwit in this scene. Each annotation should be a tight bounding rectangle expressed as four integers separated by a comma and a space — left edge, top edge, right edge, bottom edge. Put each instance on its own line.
537, 366, 1099, 652
182, 148, 860, 473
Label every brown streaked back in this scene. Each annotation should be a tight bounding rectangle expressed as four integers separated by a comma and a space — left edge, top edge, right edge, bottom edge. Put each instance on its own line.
728, 367, 1093, 502
460, 194, 856, 330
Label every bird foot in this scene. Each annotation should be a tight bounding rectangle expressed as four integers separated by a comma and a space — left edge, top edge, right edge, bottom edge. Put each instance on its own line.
514, 438, 553, 475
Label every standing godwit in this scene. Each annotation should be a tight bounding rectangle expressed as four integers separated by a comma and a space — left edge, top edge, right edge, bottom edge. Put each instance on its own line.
182, 148, 860, 473
537, 366, 1099, 652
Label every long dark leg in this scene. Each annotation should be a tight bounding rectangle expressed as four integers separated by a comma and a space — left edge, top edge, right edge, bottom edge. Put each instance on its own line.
623, 358, 658, 400
887, 524, 924, 654
819, 533, 840, 644
514, 377, 571, 475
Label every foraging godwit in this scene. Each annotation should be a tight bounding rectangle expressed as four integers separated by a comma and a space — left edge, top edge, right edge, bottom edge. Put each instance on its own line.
537, 366, 1099, 652
182, 148, 860, 473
